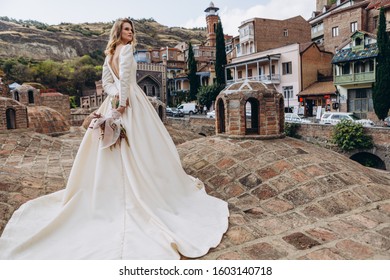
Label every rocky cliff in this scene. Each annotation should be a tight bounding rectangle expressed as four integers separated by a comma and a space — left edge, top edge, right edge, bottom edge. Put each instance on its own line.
0, 19, 207, 61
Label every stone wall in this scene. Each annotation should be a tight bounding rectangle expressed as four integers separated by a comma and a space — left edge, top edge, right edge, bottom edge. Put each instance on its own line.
41, 95, 70, 121
166, 117, 216, 137
297, 123, 390, 170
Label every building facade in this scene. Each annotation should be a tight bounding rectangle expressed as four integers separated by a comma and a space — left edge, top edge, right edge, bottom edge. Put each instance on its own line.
309, 0, 389, 53
332, 31, 378, 120
236, 16, 311, 57
226, 42, 333, 113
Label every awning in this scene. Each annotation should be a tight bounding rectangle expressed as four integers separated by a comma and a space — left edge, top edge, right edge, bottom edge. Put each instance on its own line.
298, 81, 336, 97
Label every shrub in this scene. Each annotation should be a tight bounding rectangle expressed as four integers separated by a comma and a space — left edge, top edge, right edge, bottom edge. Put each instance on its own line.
284, 122, 301, 138
332, 120, 373, 151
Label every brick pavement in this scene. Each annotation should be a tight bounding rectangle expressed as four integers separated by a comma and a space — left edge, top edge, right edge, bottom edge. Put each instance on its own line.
0, 127, 389, 260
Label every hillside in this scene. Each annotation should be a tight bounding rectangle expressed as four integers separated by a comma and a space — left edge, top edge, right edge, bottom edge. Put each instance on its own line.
0, 18, 207, 61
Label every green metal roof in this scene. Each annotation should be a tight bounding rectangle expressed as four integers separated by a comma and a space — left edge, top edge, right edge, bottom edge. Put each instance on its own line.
332, 43, 378, 64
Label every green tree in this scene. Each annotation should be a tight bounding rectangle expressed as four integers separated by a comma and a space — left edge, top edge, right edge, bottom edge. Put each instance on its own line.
197, 83, 224, 110
373, 7, 390, 120
215, 20, 227, 86
187, 42, 199, 101
332, 120, 373, 151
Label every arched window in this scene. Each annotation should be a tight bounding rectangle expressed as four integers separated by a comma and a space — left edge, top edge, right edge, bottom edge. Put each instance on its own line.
279, 97, 285, 133
14, 91, 20, 102
158, 105, 163, 121
6, 108, 16, 129
28, 90, 35, 104
245, 98, 259, 134
217, 99, 225, 133
152, 86, 156, 96
143, 85, 148, 95
350, 152, 386, 170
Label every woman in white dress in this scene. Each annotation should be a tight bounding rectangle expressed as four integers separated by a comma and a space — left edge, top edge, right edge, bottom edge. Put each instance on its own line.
0, 18, 229, 259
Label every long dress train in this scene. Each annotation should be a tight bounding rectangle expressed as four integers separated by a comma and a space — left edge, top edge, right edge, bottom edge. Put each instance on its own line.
0, 45, 229, 259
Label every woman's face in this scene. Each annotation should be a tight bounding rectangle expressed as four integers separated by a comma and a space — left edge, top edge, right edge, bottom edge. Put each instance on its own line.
120, 22, 133, 44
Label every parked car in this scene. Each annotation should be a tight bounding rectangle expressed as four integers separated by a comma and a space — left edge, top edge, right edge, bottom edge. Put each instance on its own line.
177, 103, 198, 115
166, 107, 184, 117
319, 112, 374, 127
384, 116, 390, 127
207, 110, 215, 118
285, 113, 311, 124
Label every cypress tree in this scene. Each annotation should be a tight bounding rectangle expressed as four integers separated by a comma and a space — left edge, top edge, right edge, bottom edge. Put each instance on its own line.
215, 20, 227, 86
187, 42, 199, 101
373, 7, 390, 120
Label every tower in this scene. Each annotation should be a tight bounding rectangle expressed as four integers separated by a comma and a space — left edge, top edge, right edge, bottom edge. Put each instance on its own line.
204, 2, 219, 47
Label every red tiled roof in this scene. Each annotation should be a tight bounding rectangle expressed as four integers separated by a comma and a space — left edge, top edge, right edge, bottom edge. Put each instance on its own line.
298, 81, 336, 96
367, 0, 390, 9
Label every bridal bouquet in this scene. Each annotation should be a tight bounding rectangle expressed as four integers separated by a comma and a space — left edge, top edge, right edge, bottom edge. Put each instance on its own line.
89, 96, 129, 150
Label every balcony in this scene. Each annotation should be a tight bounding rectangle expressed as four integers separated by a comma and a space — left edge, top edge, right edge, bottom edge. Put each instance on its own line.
227, 74, 281, 85
334, 71, 375, 85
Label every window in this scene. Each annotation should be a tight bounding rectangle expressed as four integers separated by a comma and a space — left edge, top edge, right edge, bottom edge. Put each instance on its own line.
351, 22, 358, 32
373, 16, 378, 29
342, 64, 350, 75
238, 71, 242, 79
332, 26, 339, 37
369, 60, 375, 72
248, 69, 253, 77
283, 86, 294, 100
283, 29, 288, 37
282, 62, 292, 75
348, 88, 373, 113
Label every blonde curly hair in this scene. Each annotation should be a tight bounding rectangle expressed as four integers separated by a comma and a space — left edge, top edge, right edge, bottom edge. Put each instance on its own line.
105, 18, 137, 56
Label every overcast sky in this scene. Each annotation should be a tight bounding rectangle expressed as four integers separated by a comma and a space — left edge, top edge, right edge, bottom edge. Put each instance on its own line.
1, 0, 315, 35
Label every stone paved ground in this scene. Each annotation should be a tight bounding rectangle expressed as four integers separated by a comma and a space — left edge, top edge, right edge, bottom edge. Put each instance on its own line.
0, 127, 389, 260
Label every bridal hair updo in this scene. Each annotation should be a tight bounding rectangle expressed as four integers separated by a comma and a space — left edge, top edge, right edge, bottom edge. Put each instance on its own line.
105, 18, 137, 55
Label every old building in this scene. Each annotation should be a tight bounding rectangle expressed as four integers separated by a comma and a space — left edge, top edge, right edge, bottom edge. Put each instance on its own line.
309, 0, 390, 53
235, 16, 311, 57
332, 31, 378, 120
226, 42, 333, 113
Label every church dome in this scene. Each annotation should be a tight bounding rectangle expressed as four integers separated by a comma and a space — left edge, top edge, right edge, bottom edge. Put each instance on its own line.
177, 135, 390, 259
27, 106, 70, 136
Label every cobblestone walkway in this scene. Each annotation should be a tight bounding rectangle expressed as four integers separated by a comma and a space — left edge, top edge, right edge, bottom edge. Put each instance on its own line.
1, 128, 389, 260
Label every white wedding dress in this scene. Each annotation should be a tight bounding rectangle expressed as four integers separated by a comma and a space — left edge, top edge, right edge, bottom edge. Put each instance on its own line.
0, 45, 229, 259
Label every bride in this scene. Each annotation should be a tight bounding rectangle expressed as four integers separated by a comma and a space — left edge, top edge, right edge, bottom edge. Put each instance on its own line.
0, 18, 229, 259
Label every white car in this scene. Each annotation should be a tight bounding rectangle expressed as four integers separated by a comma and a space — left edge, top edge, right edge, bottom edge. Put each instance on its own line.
285, 113, 311, 124
319, 112, 374, 127
206, 110, 215, 118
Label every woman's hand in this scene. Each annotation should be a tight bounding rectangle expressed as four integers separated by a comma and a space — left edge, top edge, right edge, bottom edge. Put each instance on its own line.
116, 98, 130, 114
117, 105, 126, 114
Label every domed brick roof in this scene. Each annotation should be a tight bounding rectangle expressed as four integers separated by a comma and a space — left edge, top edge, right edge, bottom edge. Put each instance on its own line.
27, 106, 70, 135
177, 136, 390, 259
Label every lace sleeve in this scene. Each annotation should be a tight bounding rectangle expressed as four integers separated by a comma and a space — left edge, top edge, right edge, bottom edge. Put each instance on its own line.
119, 44, 133, 107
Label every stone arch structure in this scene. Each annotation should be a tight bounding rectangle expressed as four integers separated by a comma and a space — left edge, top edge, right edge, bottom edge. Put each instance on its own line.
11, 85, 40, 106
350, 152, 386, 170
138, 75, 161, 98
215, 81, 284, 139
6, 108, 16, 129
147, 96, 166, 122
0, 97, 28, 131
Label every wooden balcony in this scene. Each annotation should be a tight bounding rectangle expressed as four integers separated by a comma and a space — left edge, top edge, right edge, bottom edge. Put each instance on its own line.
334, 71, 375, 85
